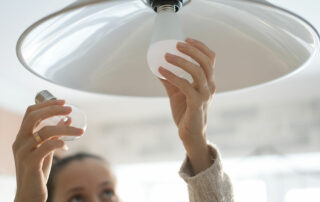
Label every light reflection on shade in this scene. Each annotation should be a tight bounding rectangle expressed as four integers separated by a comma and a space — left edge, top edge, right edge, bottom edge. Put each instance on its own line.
22, 8, 86, 60
22, 2, 144, 72
30, 23, 106, 75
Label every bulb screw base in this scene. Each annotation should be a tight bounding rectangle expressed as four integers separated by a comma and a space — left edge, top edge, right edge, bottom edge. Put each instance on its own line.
35, 90, 57, 104
157, 5, 176, 13
148, 0, 183, 12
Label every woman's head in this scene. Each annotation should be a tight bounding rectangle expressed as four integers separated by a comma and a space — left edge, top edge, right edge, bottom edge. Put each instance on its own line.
47, 153, 120, 202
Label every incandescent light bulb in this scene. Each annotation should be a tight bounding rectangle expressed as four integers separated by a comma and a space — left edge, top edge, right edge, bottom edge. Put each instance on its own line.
34, 90, 87, 141
147, 4, 197, 82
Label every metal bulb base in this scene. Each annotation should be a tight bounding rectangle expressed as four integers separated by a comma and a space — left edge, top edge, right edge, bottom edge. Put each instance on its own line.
147, 0, 183, 12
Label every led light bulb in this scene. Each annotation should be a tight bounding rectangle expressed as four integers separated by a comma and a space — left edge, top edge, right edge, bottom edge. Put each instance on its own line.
34, 90, 87, 141
147, 4, 196, 82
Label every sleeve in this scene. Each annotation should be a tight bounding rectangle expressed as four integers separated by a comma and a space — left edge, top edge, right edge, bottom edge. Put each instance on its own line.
179, 142, 234, 202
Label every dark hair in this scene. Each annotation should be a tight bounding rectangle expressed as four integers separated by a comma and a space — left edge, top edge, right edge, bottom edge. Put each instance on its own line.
47, 153, 106, 202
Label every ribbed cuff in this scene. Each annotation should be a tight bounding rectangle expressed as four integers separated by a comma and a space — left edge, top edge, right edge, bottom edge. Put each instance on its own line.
179, 142, 233, 202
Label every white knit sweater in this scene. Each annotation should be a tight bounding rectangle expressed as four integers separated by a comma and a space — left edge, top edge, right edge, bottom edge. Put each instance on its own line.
179, 143, 234, 202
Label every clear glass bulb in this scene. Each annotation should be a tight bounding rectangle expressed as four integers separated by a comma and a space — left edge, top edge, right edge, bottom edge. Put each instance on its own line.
147, 5, 196, 82
34, 90, 87, 141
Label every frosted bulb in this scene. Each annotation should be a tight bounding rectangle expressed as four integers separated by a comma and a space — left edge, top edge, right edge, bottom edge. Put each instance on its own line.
147, 5, 197, 82
148, 39, 195, 81
34, 90, 87, 141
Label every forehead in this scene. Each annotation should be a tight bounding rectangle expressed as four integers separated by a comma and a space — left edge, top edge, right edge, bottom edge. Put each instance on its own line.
54, 158, 115, 191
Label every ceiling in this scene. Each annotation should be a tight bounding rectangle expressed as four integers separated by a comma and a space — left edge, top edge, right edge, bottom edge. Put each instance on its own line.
0, 0, 319, 172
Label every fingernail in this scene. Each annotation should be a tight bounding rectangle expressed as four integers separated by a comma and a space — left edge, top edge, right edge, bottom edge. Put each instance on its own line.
64, 106, 72, 112
62, 145, 69, 151
56, 99, 65, 104
158, 66, 166, 72
177, 42, 187, 48
76, 128, 84, 134
158, 67, 167, 77
165, 53, 175, 60
186, 38, 194, 43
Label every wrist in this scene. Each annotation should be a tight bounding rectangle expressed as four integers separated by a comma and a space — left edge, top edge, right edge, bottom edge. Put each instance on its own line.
183, 138, 208, 160
179, 131, 207, 149
179, 126, 206, 142
14, 187, 46, 202
14, 195, 46, 202
14, 188, 22, 202
14, 195, 24, 202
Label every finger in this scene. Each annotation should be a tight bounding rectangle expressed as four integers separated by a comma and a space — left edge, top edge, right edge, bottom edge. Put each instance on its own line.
159, 66, 198, 99
22, 105, 72, 134
158, 77, 179, 96
185, 38, 216, 64
28, 139, 65, 170
165, 52, 208, 93
185, 38, 216, 93
24, 125, 84, 151
15, 107, 72, 150
23, 99, 65, 122
37, 125, 83, 142
177, 42, 213, 81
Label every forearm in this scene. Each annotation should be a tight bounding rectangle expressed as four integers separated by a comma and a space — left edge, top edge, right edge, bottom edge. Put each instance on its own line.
181, 134, 213, 175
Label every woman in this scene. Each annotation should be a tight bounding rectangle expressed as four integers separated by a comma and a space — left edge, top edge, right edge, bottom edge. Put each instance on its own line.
12, 38, 234, 202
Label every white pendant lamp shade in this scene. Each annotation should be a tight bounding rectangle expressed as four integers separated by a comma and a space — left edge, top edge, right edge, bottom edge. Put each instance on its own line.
17, 0, 319, 97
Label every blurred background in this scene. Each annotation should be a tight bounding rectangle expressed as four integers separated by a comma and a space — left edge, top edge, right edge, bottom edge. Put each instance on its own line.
0, 0, 319, 201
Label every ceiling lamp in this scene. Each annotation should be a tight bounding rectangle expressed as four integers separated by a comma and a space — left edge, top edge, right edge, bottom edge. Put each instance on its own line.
16, 0, 319, 97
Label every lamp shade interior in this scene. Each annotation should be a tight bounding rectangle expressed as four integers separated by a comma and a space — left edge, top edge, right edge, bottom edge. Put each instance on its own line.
16, 0, 319, 96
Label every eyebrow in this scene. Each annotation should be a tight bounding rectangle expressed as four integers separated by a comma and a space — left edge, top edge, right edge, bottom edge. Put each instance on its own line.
67, 187, 85, 194
66, 181, 113, 194
100, 181, 113, 187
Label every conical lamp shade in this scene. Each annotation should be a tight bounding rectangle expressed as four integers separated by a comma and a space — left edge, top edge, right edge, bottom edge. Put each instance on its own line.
16, 0, 319, 97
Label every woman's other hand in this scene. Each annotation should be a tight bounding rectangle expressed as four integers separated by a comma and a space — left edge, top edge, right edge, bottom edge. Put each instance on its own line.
158, 38, 216, 175
12, 100, 84, 202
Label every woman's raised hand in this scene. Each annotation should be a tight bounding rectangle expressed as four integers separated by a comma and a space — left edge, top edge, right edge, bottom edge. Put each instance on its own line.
158, 38, 216, 174
12, 100, 84, 202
